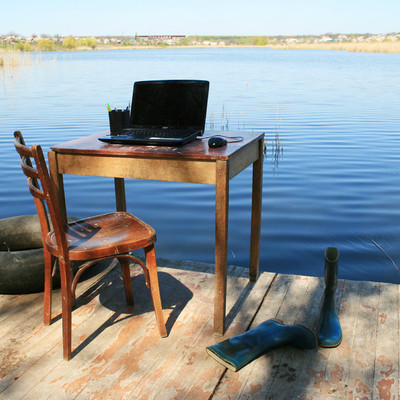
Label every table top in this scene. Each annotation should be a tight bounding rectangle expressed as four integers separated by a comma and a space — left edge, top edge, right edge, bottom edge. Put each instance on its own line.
50, 131, 264, 162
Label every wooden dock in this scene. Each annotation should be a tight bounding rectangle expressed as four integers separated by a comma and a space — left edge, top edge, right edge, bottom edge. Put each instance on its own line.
0, 258, 398, 399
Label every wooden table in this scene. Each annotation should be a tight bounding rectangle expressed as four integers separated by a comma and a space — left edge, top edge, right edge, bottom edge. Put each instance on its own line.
49, 131, 264, 334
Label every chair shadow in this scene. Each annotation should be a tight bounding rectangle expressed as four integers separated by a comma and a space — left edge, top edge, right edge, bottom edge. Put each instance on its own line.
71, 269, 193, 359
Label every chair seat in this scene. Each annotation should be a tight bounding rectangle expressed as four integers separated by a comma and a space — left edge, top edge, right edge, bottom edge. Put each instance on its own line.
45, 212, 156, 261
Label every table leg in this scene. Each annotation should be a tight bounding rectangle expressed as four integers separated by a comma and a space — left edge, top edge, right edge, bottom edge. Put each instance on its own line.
114, 178, 127, 212
48, 151, 67, 223
249, 137, 264, 281
214, 160, 229, 335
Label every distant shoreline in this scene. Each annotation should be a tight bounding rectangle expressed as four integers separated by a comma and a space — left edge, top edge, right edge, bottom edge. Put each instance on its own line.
54, 41, 400, 53
2, 32, 400, 55
1, 41, 400, 57
102, 42, 400, 53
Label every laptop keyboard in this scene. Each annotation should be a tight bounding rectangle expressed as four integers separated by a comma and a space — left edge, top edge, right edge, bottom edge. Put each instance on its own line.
119, 128, 193, 138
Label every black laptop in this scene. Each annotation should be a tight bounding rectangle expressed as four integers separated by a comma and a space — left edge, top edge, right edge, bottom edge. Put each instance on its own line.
99, 80, 210, 146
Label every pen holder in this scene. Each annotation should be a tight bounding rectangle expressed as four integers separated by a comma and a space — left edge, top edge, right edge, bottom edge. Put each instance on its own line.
108, 109, 130, 135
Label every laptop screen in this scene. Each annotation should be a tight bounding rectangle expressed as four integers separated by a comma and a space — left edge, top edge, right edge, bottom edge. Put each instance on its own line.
130, 80, 209, 130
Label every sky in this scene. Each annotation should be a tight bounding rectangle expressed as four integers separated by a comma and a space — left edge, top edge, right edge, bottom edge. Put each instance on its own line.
1, 0, 399, 37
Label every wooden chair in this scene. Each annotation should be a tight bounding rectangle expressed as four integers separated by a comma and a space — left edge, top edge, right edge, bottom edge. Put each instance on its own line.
13, 131, 167, 360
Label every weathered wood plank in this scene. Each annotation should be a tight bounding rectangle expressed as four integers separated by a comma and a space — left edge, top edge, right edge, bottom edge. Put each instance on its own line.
297, 278, 345, 399
0, 292, 42, 327
234, 275, 320, 399
74, 267, 222, 400
317, 279, 363, 399
166, 271, 275, 400
310, 280, 372, 398
0, 260, 116, 346
124, 266, 249, 400
344, 280, 380, 399
262, 275, 323, 399
1, 267, 162, 399
212, 274, 293, 399
0, 292, 43, 339
0, 260, 118, 397
1, 261, 399, 400
373, 282, 399, 400
22, 263, 230, 400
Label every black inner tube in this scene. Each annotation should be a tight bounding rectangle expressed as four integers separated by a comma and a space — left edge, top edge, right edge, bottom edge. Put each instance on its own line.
0, 215, 79, 294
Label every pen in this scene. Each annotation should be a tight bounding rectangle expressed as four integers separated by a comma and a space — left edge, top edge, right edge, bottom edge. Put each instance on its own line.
106, 103, 112, 112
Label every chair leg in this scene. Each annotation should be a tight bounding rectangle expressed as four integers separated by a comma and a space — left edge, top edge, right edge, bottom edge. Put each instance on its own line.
120, 258, 134, 306
145, 245, 167, 338
43, 250, 53, 325
59, 258, 73, 361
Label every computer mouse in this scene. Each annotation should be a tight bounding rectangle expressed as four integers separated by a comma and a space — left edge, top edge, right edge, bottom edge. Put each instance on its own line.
208, 136, 227, 148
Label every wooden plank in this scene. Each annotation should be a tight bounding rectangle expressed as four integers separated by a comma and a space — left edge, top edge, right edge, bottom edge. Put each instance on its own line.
23, 264, 221, 399
155, 271, 275, 400
373, 282, 399, 399
212, 274, 293, 399
231, 275, 319, 399
318, 279, 366, 399
225, 270, 275, 326
0, 260, 115, 341
344, 281, 380, 399
0, 292, 43, 335
115, 265, 245, 400
0, 293, 39, 317
181, 271, 275, 399
156, 257, 216, 274
294, 278, 344, 399
0, 260, 118, 396
130, 309, 220, 399
261, 275, 323, 399
58, 265, 266, 400
0, 266, 158, 399
2, 261, 399, 400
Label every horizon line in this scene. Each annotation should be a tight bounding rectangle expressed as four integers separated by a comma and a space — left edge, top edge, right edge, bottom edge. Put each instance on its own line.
3, 32, 400, 38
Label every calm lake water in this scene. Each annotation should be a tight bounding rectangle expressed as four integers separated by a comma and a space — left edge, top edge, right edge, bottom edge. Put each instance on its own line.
1, 48, 400, 283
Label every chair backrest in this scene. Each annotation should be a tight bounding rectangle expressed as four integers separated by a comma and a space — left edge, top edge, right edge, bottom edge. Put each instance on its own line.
13, 131, 69, 261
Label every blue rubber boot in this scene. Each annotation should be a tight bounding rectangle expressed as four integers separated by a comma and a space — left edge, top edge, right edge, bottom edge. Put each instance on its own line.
317, 247, 342, 348
206, 319, 316, 371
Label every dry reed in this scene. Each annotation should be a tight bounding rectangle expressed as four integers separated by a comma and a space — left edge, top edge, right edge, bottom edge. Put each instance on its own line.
267, 41, 400, 53
0, 53, 47, 70
0, 53, 34, 68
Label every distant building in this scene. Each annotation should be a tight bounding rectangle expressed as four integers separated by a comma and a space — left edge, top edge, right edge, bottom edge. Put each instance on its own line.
136, 35, 186, 45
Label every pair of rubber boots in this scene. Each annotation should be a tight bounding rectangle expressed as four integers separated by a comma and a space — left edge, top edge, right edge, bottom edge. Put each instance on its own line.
206, 247, 342, 371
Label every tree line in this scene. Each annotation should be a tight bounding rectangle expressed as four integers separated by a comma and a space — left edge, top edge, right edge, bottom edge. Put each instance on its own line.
4, 36, 98, 52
